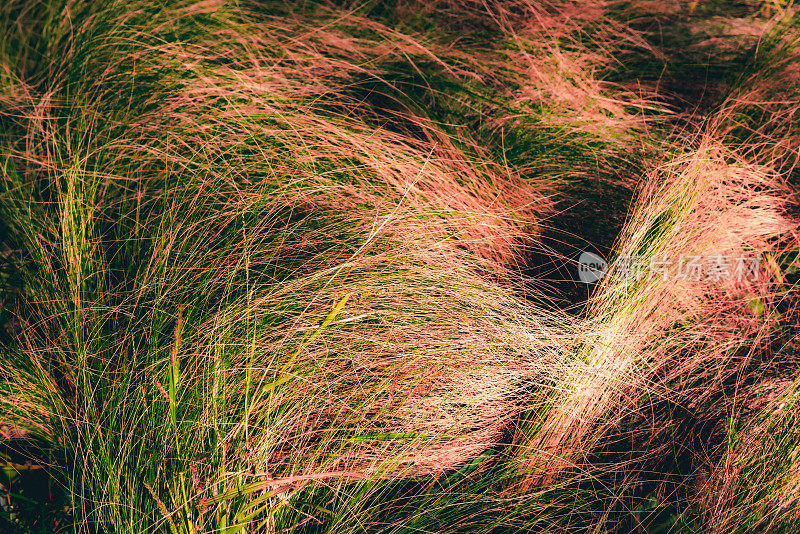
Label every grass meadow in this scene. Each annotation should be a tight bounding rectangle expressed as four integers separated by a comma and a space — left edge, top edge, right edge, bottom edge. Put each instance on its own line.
1, 0, 799, 532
